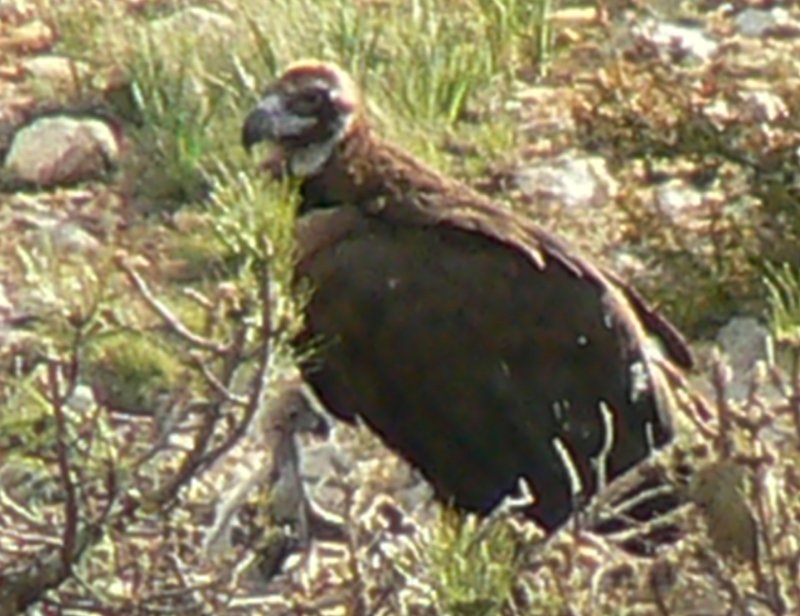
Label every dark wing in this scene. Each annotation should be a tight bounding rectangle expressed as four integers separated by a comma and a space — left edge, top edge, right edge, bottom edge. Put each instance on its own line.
513, 216, 693, 370
296, 201, 677, 530
375, 185, 693, 370
345, 141, 693, 371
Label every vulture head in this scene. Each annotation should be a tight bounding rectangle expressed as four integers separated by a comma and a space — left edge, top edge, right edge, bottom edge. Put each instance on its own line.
242, 61, 361, 178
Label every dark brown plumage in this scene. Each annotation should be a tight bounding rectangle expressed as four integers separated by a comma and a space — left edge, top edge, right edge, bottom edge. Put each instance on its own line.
242, 60, 693, 532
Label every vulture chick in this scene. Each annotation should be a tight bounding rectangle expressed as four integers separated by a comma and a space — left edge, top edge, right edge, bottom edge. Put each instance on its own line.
241, 60, 693, 532
205, 382, 341, 581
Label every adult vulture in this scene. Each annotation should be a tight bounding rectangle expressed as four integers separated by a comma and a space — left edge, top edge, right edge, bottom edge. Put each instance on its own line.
241, 60, 693, 533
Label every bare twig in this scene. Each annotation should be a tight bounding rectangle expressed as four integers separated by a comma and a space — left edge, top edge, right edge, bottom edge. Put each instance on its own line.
117, 255, 230, 355
197, 239, 276, 471
192, 356, 248, 406
48, 359, 78, 573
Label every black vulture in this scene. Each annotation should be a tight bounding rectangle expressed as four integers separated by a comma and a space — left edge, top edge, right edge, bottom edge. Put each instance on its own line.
241, 60, 693, 533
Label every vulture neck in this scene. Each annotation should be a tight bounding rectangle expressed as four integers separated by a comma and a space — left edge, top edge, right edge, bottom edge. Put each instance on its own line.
297, 117, 475, 215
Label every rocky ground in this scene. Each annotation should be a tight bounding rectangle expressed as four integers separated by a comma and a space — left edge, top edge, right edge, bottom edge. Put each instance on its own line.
1, 1, 800, 614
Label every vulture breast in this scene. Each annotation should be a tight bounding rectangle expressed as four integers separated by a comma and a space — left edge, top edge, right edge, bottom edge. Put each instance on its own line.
297, 212, 671, 530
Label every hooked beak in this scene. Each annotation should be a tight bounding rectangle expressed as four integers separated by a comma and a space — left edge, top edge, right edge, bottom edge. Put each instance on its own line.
242, 92, 319, 152
242, 94, 283, 151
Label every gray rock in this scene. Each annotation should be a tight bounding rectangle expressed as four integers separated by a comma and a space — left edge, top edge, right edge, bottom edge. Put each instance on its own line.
740, 90, 788, 123
5, 116, 119, 186
516, 154, 618, 210
632, 19, 718, 62
66, 384, 97, 414
22, 55, 90, 86
653, 180, 704, 222
716, 317, 770, 376
145, 7, 240, 98
716, 316, 770, 398
148, 7, 237, 57
51, 220, 101, 254
734, 8, 789, 38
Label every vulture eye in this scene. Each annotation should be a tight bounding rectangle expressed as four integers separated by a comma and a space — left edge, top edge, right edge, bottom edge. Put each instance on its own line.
291, 88, 329, 115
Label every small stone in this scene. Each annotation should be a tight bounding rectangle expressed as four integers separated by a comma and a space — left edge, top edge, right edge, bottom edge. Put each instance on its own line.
5, 116, 119, 186
716, 316, 770, 377
148, 7, 237, 49
632, 19, 718, 62
1, 19, 53, 52
734, 8, 783, 38
21, 55, 90, 85
51, 221, 101, 254
740, 90, 788, 123
516, 154, 618, 210
654, 180, 704, 221
66, 384, 96, 414
144, 8, 239, 98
